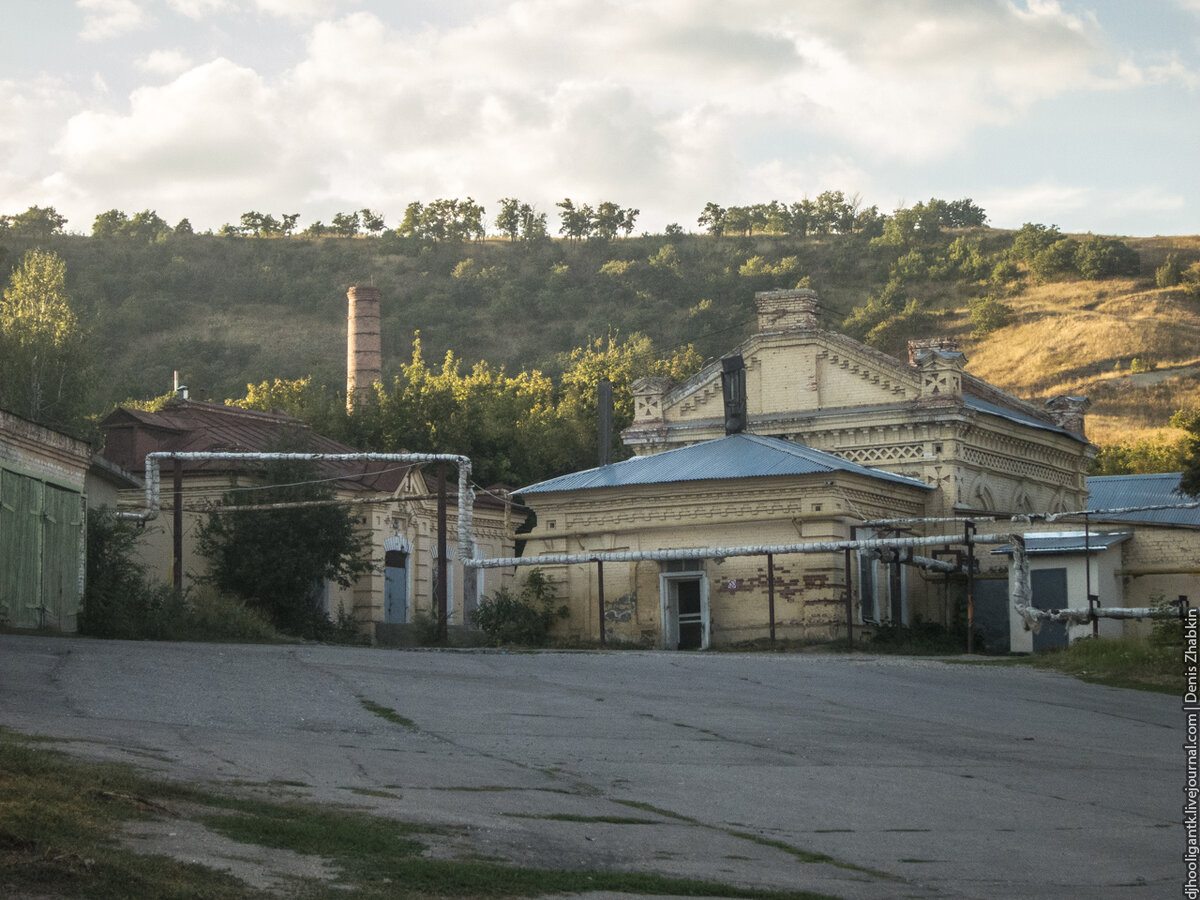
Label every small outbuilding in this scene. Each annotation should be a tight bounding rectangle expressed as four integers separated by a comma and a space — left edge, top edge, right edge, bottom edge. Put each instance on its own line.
0, 408, 89, 631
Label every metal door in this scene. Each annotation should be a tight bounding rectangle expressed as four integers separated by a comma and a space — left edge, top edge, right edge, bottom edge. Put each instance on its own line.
384, 549, 408, 624
1031, 568, 1069, 650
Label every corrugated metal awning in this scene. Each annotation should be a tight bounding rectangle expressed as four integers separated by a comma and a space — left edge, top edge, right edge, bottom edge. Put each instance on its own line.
990, 530, 1132, 555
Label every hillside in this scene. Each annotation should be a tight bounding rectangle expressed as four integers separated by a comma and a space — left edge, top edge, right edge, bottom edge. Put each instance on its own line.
963, 236, 1200, 447
2, 224, 1199, 458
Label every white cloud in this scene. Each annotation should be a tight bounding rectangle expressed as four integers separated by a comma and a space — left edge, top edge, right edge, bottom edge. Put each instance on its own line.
136, 49, 195, 76
0, 77, 81, 220
165, 0, 229, 19
8, 0, 1193, 235
52, 59, 318, 225
277, 0, 1124, 217
77, 0, 149, 41
984, 182, 1094, 227
254, 0, 353, 22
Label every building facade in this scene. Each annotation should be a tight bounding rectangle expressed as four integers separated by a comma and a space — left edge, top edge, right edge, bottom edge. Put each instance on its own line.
99, 399, 516, 637
515, 288, 1097, 648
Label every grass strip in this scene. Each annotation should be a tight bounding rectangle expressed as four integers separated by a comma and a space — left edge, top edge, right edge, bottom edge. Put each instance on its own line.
0, 729, 843, 900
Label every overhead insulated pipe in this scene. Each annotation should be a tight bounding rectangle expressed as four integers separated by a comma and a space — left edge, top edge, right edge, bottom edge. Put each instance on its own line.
473, 531, 1014, 569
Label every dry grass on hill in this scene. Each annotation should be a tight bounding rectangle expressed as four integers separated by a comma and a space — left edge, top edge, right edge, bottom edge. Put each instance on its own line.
964, 271, 1200, 446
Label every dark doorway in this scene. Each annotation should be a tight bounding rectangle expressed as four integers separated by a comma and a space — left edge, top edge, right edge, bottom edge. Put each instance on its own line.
677, 579, 703, 650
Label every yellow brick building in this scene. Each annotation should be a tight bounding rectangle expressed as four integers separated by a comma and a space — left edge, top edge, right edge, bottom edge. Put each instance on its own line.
515, 288, 1098, 648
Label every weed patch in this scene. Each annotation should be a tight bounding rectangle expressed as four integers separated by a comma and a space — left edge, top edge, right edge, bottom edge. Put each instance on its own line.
1024, 636, 1184, 693
359, 699, 417, 729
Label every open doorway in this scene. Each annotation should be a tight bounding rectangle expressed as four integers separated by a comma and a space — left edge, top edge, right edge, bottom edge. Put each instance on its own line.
660, 572, 709, 650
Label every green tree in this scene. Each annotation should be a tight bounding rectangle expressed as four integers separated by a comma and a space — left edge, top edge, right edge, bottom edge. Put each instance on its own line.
519, 203, 548, 241
92, 209, 129, 237
557, 198, 594, 242
697, 202, 726, 236
398, 202, 424, 237
495, 197, 521, 241
0, 249, 88, 429
1010, 222, 1062, 262
944, 198, 987, 228
126, 209, 170, 242
1172, 410, 1200, 496
195, 456, 372, 637
331, 211, 361, 237
359, 208, 386, 235
0, 205, 67, 239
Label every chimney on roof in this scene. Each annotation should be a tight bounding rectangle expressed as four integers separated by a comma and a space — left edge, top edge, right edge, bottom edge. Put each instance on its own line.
907, 337, 961, 366
754, 288, 819, 333
721, 354, 747, 435
1046, 396, 1090, 437
346, 285, 382, 413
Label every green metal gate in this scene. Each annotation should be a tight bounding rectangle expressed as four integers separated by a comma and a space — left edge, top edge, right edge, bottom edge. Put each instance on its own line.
0, 466, 84, 630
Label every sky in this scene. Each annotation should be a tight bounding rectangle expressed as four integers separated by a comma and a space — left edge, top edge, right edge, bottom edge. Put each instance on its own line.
1, 0, 1198, 237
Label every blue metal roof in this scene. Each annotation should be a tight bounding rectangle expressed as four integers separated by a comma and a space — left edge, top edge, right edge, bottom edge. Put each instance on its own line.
518, 433, 932, 495
1087, 472, 1200, 528
964, 395, 1081, 441
991, 531, 1133, 555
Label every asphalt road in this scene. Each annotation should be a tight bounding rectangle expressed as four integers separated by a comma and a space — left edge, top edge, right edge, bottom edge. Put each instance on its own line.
0, 635, 1182, 899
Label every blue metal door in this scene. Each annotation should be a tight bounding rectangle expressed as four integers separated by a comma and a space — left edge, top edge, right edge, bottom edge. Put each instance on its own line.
384, 549, 408, 624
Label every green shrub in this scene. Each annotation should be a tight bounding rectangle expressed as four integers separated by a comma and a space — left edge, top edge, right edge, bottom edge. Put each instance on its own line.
866, 617, 969, 654
177, 587, 279, 643
79, 508, 158, 638
967, 294, 1013, 338
1029, 237, 1080, 282
1156, 254, 1183, 288
81, 508, 281, 642
1183, 262, 1200, 297
1073, 234, 1140, 279
472, 568, 567, 647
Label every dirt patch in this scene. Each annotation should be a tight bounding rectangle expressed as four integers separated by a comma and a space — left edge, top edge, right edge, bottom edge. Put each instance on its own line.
122, 806, 342, 894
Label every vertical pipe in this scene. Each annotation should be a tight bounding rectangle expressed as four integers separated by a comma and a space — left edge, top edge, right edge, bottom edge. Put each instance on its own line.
437, 465, 448, 644
173, 460, 183, 592
965, 521, 976, 654
1085, 512, 1096, 638
596, 560, 606, 647
597, 381, 613, 468
767, 552, 776, 647
846, 525, 856, 651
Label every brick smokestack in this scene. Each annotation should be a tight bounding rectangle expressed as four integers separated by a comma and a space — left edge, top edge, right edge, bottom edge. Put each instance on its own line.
347, 285, 382, 413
